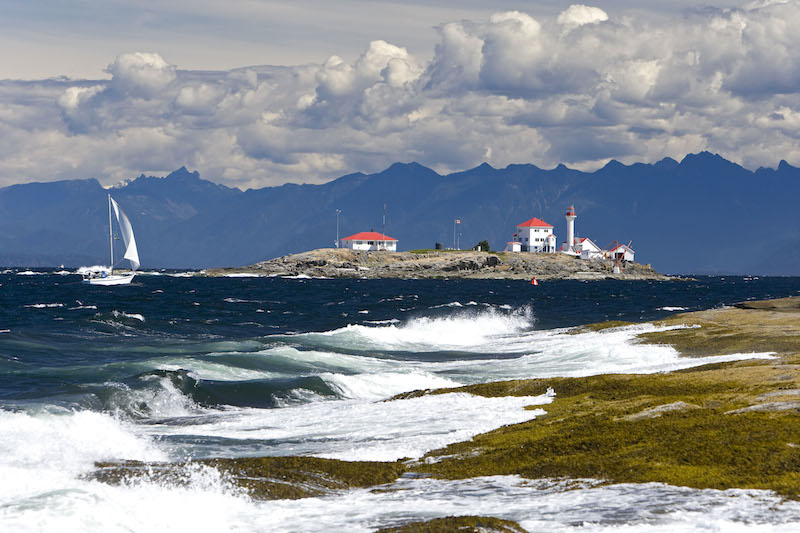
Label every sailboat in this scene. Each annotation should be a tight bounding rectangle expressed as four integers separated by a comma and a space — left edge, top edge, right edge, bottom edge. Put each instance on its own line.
83, 194, 140, 285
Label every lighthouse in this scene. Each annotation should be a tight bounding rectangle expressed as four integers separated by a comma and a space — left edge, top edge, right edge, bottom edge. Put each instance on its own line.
565, 205, 577, 252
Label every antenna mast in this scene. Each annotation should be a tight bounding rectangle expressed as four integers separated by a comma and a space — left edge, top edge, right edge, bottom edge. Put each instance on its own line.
108, 194, 114, 274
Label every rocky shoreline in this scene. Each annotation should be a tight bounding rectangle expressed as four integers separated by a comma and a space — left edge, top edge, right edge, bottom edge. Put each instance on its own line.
90, 296, 800, 517
206, 248, 672, 280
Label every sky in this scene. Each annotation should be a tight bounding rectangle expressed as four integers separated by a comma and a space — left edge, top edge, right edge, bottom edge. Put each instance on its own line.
1, 0, 796, 189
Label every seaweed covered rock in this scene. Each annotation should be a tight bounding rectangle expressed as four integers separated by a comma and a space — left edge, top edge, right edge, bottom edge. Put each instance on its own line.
376, 515, 528, 533
88, 456, 405, 500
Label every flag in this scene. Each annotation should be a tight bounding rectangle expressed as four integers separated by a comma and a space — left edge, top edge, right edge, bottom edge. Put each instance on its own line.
455, 219, 461, 224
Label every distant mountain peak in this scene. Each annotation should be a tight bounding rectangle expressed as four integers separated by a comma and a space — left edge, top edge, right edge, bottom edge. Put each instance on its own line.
655, 156, 679, 167
601, 159, 625, 170
379, 161, 440, 178
165, 166, 200, 180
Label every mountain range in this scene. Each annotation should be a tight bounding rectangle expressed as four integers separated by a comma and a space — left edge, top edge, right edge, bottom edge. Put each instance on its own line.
1, 152, 798, 275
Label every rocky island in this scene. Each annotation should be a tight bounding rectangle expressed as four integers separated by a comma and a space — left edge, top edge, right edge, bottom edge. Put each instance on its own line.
206, 248, 671, 280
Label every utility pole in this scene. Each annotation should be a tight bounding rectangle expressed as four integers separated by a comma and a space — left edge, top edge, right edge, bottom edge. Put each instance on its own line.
335, 209, 341, 248
382, 204, 386, 251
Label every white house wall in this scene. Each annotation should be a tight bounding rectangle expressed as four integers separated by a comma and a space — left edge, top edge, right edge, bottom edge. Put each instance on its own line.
343, 241, 397, 251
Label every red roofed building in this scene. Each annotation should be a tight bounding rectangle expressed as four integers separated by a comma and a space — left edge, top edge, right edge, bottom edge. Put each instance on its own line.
503, 217, 557, 253
341, 231, 398, 252
608, 243, 635, 262
576, 237, 603, 259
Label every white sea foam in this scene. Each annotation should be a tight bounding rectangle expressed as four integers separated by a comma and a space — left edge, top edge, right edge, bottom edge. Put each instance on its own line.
76, 265, 110, 274
266, 316, 774, 387
153, 360, 281, 382
238, 476, 800, 533
659, 306, 688, 311
112, 310, 145, 322
16, 270, 44, 276
0, 409, 166, 502
323, 371, 460, 400
2, 465, 799, 533
136, 392, 552, 461
24, 303, 64, 308
305, 307, 533, 351
109, 375, 203, 419
224, 273, 262, 278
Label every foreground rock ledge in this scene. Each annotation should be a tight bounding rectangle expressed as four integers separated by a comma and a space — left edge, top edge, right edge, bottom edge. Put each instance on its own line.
89, 297, 800, 508
206, 248, 671, 280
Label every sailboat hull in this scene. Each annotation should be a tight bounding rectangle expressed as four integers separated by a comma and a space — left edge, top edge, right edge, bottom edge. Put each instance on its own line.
83, 274, 135, 286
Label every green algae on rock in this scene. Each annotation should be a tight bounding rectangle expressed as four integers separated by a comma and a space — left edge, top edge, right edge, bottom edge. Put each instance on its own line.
375, 515, 529, 533
89, 456, 405, 500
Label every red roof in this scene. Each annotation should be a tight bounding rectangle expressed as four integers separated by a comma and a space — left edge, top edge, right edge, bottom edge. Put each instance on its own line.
610, 244, 634, 252
341, 231, 398, 241
517, 217, 553, 228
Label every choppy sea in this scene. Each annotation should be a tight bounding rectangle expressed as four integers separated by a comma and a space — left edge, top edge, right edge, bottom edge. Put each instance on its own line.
2, 269, 800, 532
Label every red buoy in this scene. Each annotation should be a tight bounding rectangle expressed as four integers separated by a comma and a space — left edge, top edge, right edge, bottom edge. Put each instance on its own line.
531, 277, 538, 285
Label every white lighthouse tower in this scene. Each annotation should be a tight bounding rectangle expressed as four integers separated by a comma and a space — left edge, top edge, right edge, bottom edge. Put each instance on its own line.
564, 205, 577, 252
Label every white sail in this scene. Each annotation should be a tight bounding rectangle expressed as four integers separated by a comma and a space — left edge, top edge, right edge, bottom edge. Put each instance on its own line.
110, 197, 140, 271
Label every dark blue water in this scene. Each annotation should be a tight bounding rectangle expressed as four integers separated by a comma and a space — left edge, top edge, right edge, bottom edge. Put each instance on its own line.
2, 271, 798, 407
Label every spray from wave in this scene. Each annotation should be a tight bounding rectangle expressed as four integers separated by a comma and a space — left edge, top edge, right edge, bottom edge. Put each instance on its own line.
293, 306, 535, 352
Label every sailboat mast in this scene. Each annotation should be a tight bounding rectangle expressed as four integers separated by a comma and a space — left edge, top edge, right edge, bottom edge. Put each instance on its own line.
108, 194, 114, 274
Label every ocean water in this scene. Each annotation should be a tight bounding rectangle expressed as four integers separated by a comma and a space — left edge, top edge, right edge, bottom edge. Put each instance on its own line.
1, 270, 800, 532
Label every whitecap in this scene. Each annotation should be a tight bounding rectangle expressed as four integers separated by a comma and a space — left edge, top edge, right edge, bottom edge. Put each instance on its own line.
112, 310, 145, 322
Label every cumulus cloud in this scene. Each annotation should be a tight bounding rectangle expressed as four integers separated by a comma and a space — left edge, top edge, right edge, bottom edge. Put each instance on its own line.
3, 3, 800, 188
557, 4, 609, 29
106, 52, 177, 98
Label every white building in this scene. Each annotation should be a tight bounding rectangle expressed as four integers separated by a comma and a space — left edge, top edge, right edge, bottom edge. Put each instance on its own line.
341, 231, 398, 251
608, 243, 635, 262
504, 217, 557, 252
576, 238, 603, 259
